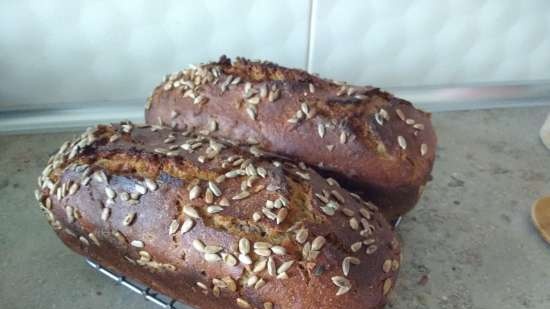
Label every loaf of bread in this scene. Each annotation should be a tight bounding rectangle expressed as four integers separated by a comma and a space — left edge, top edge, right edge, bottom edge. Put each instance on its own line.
35, 122, 401, 309
145, 56, 437, 220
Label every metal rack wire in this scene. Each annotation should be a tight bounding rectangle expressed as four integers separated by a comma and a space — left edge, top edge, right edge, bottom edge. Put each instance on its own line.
85, 259, 188, 309
85, 218, 402, 308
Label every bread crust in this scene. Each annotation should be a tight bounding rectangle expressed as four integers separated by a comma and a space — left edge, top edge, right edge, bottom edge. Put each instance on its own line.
36, 123, 401, 309
145, 56, 436, 220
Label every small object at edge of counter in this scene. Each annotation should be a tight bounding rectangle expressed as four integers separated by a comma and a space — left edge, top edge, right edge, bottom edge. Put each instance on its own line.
540, 113, 550, 150
531, 196, 550, 244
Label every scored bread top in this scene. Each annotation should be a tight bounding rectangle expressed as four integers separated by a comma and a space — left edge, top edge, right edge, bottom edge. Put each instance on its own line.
36, 122, 401, 309
145, 56, 437, 220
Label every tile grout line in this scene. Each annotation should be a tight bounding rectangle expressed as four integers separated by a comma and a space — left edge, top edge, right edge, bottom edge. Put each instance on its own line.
305, 0, 316, 73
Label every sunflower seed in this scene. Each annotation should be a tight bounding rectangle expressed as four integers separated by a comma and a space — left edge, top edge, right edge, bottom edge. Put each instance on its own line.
262, 208, 277, 220
276, 208, 288, 224
252, 212, 262, 222
311, 236, 326, 251
326, 145, 335, 152
339, 132, 347, 144
203, 253, 221, 262
277, 260, 294, 274
264, 302, 273, 309
302, 241, 311, 260
119, 192, 129, 201
332, 276, 350, 288
392, 259, 400, 271
68, 182, 79, 195
232, 191, 250, 200
267, 256, 276, 276
88, 233, 100, 246
131, 240, 144, 248
383, 259, 392, 273
247, 275, 259, 287
192, 239, 205, 252
236, 298, 251, 308
331, 190, 345, 203
113, 230, 127, 244
79, 236, 90, 246
254, 248, 272, 257
253, 258, 267, 273
342, 256, 360, 276
375, 112, 384, 125
239, 238, 250, 255
420, 143, 428, 156
168, 220, 180, 235
351, 241, 363, 252
189, 185, 201, 200
105, 187, 116, 199
395, 108, 405, 121
397, 135, 407, 150
247, 96, 260, 105
254, 278, 266, 289
65, 206, 75, 223
309, 83, 315, 93
208, 181, 222, 197
221, 253, 237, 266
219, 197, 230, 206
144, 178, 157, 191
123, 212, 136, 226
268, 89, 280, 102
271, 246, 286, 255
138, 250, 151, 261
366, 244, 378, 255
383, 278, 392, 295
341, 208, 354, 217
238, 254, 252, 265
196, 281, 208, 290
246, 106, 257, 120
296, 228, 308, 244
295, 171, 310, 180
182, 206, 199, 220
317, 123, 325, 138
207, 206, 224, 214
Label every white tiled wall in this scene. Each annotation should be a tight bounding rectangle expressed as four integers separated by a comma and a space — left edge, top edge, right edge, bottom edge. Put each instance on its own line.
1, 0, 550, 109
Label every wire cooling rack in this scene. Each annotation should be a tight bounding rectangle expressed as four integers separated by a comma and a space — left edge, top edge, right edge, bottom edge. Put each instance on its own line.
85, 259, 189, 309
85, 217, 402, 308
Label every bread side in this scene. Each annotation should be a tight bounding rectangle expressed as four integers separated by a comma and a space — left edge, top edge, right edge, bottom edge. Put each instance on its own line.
35, 123, 401, 309
145, 56, 437, 220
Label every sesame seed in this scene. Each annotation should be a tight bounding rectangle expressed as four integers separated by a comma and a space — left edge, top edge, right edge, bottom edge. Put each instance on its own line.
375, 112, 384, 125
79, 236, 90, 246
65, 206, 75, 223
405, 118, 415, 125
254, 248, 272, 257
414, 123, 425, 130
309, 83, 315, 93
252, 212, 262, 222
268, 89, 280, 102
342, 208, 354, 217
135, 184, 147, 195
144, 179, 157, 191
326, 145, 335, 152
246, 106, 257, 120
254, 278, 266, 289
340, 132, 347, 144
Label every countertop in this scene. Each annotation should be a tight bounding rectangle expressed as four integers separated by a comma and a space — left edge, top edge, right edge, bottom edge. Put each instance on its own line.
1, 106, 549, 309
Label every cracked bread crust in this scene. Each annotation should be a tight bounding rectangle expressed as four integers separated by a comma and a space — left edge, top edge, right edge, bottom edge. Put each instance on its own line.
36, 123, 400, 309
145, 56, 436, 220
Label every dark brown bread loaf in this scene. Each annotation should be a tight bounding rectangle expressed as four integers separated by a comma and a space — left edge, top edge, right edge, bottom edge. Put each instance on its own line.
145, 56, 437, 221
35, 122, 401, 309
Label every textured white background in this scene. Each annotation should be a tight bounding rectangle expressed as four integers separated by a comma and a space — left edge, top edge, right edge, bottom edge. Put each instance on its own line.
1, 0, 550, 108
